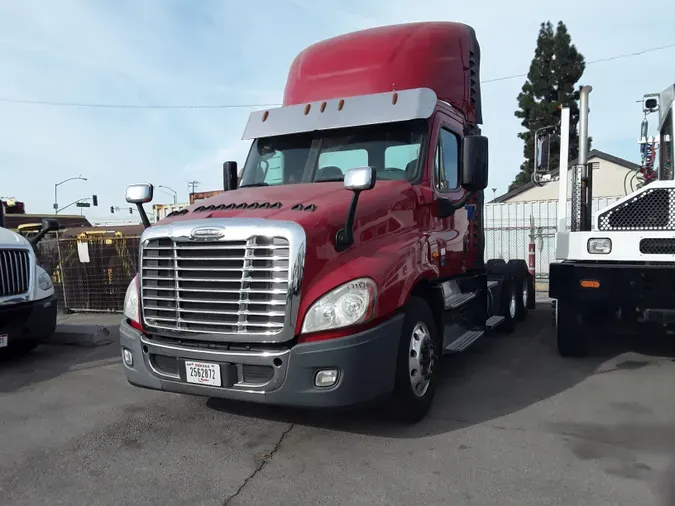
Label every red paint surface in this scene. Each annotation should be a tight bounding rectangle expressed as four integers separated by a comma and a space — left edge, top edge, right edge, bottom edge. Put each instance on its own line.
158, 181, 443, 336
283, 22, 482, 125
142, 22, 487, 341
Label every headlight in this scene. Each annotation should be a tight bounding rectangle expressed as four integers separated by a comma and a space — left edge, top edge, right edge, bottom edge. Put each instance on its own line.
587, 238, 611, 254
301, 277, 377, 334
38, 271, 53, 290
124, 275, 140, 323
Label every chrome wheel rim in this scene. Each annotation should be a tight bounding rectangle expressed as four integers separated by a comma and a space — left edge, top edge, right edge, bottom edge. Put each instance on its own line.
509, 290, 517, 319
522, 279, 529, 308
408, 322, 435, 397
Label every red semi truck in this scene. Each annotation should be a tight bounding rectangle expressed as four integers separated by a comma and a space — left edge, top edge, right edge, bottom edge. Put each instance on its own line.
120, 22, 534, 422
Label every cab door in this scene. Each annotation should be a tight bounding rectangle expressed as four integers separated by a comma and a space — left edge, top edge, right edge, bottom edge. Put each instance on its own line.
428, 112, 467, 279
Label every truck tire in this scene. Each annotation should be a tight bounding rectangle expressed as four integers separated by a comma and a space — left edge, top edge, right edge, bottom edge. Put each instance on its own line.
486, 262, 517, 333
556, 299, 587, 357
486, 258, 506, 270
390, 296, 440, 423
495, 274, 517, 334
507, 259, 529, 320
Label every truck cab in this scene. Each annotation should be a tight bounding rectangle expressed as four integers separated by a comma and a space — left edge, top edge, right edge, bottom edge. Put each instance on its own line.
120, 22, 532, 422
0, 214, 60, 354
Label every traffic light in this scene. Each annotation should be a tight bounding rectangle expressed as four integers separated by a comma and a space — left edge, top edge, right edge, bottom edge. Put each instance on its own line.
92, 194, 98, 206
110, 206, 114, 213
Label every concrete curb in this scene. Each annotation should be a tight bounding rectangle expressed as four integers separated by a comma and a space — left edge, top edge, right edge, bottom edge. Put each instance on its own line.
49, 323, 118, 348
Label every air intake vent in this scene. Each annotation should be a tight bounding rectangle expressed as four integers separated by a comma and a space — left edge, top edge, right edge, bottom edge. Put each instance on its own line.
193, 202, 282, 213
598, 188, 675, 231
291, 203, 317, 212
640, 238, 675, 255
167, 209, 189, 217
468, 50, 477, 109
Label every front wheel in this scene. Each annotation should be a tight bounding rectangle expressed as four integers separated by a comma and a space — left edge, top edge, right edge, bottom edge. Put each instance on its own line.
556, 299, 587, 357
390, 296, 440, 423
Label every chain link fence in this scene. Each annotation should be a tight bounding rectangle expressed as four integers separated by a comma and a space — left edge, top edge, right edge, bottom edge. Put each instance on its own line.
485, 196, 622, 291
35, 232, 139, 313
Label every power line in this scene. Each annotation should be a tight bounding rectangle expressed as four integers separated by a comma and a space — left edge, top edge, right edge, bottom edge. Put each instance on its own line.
1, 42, 673, 109
0, 97, 280, 109
481, 42, 675, 83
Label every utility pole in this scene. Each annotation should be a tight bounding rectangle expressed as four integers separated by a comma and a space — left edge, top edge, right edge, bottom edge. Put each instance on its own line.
187, 181, 200, 195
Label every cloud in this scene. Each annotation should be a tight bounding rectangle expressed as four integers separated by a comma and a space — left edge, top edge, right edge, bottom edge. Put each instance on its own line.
1, 0, 673, 216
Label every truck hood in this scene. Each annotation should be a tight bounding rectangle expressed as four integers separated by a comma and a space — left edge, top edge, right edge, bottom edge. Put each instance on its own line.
157, 181, 420, 234
155, 181, 424, 289
0, 226, 30, 248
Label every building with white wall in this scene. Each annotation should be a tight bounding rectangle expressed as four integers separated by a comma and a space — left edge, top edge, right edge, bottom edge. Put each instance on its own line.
492, 150, 641, 203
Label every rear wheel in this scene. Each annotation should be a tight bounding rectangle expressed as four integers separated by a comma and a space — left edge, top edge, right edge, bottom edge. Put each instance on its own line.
496, 277, 517, 334
390, 296, 440, 423
487, 261, 517, 334
507, 260, 529, 320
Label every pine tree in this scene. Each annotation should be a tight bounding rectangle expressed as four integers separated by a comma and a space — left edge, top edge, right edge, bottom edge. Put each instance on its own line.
509, 21, 588, 192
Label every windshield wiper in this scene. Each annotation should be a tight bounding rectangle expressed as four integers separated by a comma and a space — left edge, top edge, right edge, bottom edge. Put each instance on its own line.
239, 182, 270, 188
315, 178, 344, 183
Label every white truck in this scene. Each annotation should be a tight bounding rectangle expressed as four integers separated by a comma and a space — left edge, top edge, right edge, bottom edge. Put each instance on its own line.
0, 211, 61, 354
537, 82, 675, 355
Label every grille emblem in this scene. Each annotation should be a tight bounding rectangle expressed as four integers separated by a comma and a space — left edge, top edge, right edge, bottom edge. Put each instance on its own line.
190, 226, 225, 239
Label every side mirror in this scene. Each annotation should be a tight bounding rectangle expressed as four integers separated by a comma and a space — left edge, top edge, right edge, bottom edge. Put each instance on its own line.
42, 218, 61, 233
125, 183, 153, 229
29, 218, 62, 246
461, 135, 489, 192
126, 183, 154, 204
536, 134, 551, 173
223, 161, 238, 191
336, 167, 377, 251
344, 166, 376, 191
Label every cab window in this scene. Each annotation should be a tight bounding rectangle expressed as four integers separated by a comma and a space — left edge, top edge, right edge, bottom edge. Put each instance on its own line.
434, 128, 460, 191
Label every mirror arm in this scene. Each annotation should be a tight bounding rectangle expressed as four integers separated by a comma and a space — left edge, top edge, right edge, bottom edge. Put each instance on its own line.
136, 204, 152, 229
335, 190, 361, 252
29, 229, 49, 246
440, 190, 475, 218
453, 191, 474, 210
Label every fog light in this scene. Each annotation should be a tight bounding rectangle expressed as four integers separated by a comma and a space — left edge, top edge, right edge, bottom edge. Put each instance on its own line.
314, 369, 339, 387
123, 348, 133, 366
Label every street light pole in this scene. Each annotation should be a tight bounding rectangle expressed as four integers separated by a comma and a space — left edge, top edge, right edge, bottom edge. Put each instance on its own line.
54, 175, 87, 214
158, 185, 178, 204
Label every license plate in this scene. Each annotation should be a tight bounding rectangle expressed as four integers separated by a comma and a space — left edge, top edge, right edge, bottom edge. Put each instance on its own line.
0, 334, 7, 348
185, 361, 221, 387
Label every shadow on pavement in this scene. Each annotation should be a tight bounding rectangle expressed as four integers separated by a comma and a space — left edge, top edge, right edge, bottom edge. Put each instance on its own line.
207, 303, 675, 438
0, 332, 120, 393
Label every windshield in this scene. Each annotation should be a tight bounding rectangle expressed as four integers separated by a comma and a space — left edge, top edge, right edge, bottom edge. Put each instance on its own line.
239, 119, 428, 187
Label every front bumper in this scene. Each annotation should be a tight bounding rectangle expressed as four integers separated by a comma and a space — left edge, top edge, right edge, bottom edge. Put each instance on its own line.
0, 295, 58, 344
120, 314, 404, 408
550, 261, 675, 307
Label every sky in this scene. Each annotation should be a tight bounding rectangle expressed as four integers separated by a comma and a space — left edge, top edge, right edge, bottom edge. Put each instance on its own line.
1, 0, 673, 221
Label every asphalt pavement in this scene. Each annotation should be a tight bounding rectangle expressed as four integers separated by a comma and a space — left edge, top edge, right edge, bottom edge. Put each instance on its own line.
1, 305, 675, 506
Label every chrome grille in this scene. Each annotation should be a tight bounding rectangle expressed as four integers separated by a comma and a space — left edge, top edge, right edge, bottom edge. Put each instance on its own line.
0, 249, 31, 298
140, 236, 290, 336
